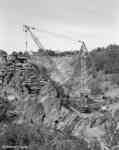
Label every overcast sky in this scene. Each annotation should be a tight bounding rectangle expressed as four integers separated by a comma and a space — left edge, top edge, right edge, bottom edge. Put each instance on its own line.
0, 0, 119, 53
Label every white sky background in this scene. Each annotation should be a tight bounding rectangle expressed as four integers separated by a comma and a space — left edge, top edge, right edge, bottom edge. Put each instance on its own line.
0, 0, 119, 53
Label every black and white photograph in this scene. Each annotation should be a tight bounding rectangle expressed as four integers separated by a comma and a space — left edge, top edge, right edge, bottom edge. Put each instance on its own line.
0, 0, 119, 149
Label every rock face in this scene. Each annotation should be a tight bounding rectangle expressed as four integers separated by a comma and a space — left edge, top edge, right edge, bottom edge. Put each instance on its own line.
0, 51, 82, 130
0, 52, 63, 127
0, 50, 114, 146
1, 49, 119, 150
0, 52, 87, 124
0, 50, 7, 64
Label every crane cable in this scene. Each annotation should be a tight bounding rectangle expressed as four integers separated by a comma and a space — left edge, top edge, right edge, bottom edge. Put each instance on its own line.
25, 30, 28, 51
27, 25, 83, 44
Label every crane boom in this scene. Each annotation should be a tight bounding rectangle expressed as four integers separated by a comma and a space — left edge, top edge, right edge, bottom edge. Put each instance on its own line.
79, 41, 89, 93
23, 24, 66, 82
66, 41, 90, 100
23, 25, 44, 50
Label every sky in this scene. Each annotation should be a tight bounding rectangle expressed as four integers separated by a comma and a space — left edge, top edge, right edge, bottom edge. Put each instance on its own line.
0, 0, 119, 53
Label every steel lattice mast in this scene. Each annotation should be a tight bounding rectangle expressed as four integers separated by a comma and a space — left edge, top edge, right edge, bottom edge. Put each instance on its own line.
79, 41, 90, 95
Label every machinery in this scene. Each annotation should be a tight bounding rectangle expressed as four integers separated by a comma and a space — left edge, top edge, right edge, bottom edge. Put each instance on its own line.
66, 40, 90, 101
78, 41, 90, 95
23, 24, 94, 113
23, 24, 65, 79
23, 25, 44, 51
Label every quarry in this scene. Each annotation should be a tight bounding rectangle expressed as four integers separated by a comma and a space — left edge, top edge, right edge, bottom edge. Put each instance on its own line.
0, 25, 119, 150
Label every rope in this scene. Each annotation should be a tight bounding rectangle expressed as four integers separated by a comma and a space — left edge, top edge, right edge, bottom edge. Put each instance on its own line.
25, 31, 28, 51
30, 26, 82, 43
